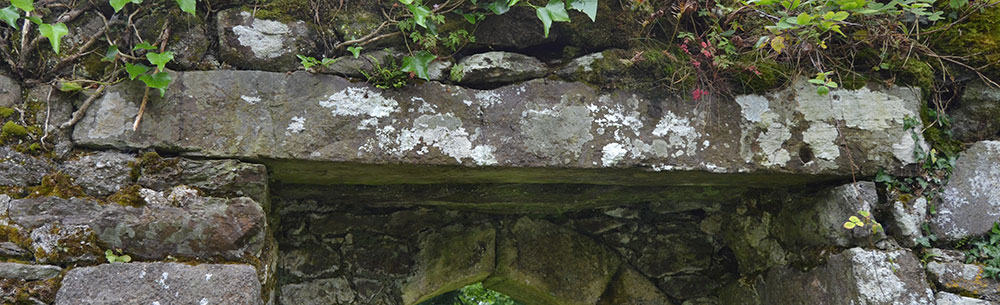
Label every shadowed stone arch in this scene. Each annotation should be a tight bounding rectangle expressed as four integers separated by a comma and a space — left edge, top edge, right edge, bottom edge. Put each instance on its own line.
402, 217, 671, 305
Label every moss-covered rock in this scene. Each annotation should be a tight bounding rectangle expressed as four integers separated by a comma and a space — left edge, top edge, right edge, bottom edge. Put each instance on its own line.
107, 184, 146, 207
26, 172, 87, 200
929, 5, 1000, 78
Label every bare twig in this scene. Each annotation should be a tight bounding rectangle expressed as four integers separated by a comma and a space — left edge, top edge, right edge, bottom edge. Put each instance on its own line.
59, 84, 107, 129
132, 20, 170, 131
40, 85, 52, 146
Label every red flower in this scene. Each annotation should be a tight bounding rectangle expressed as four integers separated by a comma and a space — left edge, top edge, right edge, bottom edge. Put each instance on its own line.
692, 88, 709, 100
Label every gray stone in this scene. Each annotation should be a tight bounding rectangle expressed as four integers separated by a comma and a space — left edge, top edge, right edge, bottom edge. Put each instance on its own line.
485, 217, 620, 305
135, 156, 269, 207
322, 48, 403, 78
135, 11, 211, 70
761, 248, 934, 305
457, 52, 547, 85
71, 71, 924, 185
217, 9, 318, 71
926, 261, 1000, 299
557, 51, 609, 79
937, 292, 994, 305
0, 241, 29, 258
927, 248, 967, 262
471, 7, 555, 49
774, 182, 884, 248
427, 59, 454, 82
890, 196, 927, 247
0, 74, 19, 108
55, 262, 262, 305
330, 0, 391, 46
280, 277, 357, 305
402, 224, 496, 305
0, 146, 54, 187
61, 151, 134, 197
597, 267, 674, 305
0, 262, 61, 280
8, 193, 265, 261
722, 206, 787, 275
931, 141, 1000, 241
24, 85, 75, 145
950, 80, 1000, 141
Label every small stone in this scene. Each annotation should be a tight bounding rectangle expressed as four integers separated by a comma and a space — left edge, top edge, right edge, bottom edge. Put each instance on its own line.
427, 59, 454, 82
597, 267, 674, 305
61, 151, 134, 197
0, 74, 20, 108
322, 49, 404, 79
936, 292, 993, 305
402, 224, 495, 305
926, 261, 1000, 299
950, 80, 1000, 141
217, 9, 319, 71
280, 277, 357, 305
0, 262, 61, 280
0, 147, 55, 187
890, 196, 927, 247
557, 52, 608, 80
457, 52, 547, 85
56, 262, 262, 305
931, 141, 1000, 241
773, 182, 883, 248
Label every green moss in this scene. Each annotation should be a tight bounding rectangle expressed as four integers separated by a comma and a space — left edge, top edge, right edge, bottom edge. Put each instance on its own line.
107, 184, 147, 207
729, 54, 791, 94
891, 58, 935, 96
0, 225, 31, 251
1, 121, 28, 139
129, 151, 179, 181
0, 107, 14, 118
573, 47, 696, 91
929, 5, 1000, 78
920, 104, 963, 156
26, 172, 87, 199
253, 0, 315, 22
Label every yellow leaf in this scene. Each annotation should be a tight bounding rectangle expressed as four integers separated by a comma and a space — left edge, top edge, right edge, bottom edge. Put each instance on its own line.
770, 36, 786, 54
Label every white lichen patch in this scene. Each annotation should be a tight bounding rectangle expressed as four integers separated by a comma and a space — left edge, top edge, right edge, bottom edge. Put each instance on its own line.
848, 249, 933, 305
757, 113, 791, 167
85, 92, 137, 140
231, 12, 291, 59
652, 111, 701, 157
286, 116, 306, 134
601, 143, 628, 166
735, 94, 770, 123
474, 91, 503, 108
360, 113, 498, 165
592, 96, 644, 140
802, 122, 840, 161
891, 127, 928, 164
240, 95, 261, 105
796, 84, 918, 131
519, 103, 595, 163
319, 87, 399, 118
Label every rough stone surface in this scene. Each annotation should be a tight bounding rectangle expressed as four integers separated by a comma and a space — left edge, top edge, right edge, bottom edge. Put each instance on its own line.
486, 217, 621, 305
55, 262, 262, 305
890, 196, 928, 247
0, 146, 54, 187
135, 156, 269, 206
471, 7, 555, 49
402, 224, 496, 305
136, 11, 211, 70
774, 182, 883, 248
931, 141, 1000, 241
217, 9, 318, 71
937, 292, 994, 305
597, 267, 674, 305
457, 52, 547, 85
279, 277, 357, 305
323, 49, 404, 78
71, 71, 923, 186
61, 151, 133, 197
0, 262, 61, 280
926, 261, 1000, 300
761, 248, 935, 305
0, 74, 19, 107
557, 51, 609, 80
951, 80, 1000, 141
8, 193, 265, 261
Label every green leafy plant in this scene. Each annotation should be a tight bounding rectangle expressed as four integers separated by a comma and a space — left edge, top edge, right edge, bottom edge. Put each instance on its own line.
401, 50, 438, 81
297, 55, 337, 71
105, 249, 132, 263
360, 55, 409, 89
347, 46, 363, 58
843, 210, 883, 234
808, 71, 838, 95
966, 222, 1000, 279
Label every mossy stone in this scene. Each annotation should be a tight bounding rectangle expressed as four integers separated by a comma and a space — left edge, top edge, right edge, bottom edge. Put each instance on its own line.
1, 121, 27, 139
929, 5, 1000, 78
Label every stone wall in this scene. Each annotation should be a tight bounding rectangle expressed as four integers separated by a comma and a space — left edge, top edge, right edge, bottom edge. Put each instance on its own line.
2, 1, 1000, 305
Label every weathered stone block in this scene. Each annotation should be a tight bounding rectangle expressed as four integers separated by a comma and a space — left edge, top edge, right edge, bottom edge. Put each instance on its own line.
71, 71, 923, 185
486, 217, 620, 305
774, 182, 884, 248
597, 267, 674, 305
61, 151, 134, 197
937, 292, 993, 305
0, 147, 54, 187
931, 141, 1000, 241
402, 224, 496, 305
217, 9, 318, 71
56, 262, 262, 305
0, 262, 61, 280
926, 261, 1000, 299
761, 248, 934, 305
457, 51, 547, 85
0, 74, 20, 108
950, 80, 1000, 141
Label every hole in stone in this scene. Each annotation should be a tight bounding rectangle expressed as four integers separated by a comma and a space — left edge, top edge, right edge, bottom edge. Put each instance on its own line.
417, 282, 525, 305
799, 144, 814, 164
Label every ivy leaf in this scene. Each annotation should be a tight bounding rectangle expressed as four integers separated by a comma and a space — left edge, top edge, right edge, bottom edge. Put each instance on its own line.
508, 0, 521, 5
124, 63, 149, 80
535, 0, 570, 38
1, 6, 19, 30
406, 4, 432, 28
817, 85, 830, 95
102, 45, 119, 62
401, 50, 437, 81
59, 81, 82, 92
175, 0, 196, 15
109, 0, 143, 13
347, 46, 363, 58
133, 41, 157, 51
769, 36, 785, 54
486, 0, 510, 15
11, 0, 33, 13
26, 16, 41, 25
139, 72, 171, 97
146, 51, 174, 72
843, 221, 856, 229
38, 23, 68, 54
320, 57, 337, 67
795, 12, 813, 25
567, 0, 598, 22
